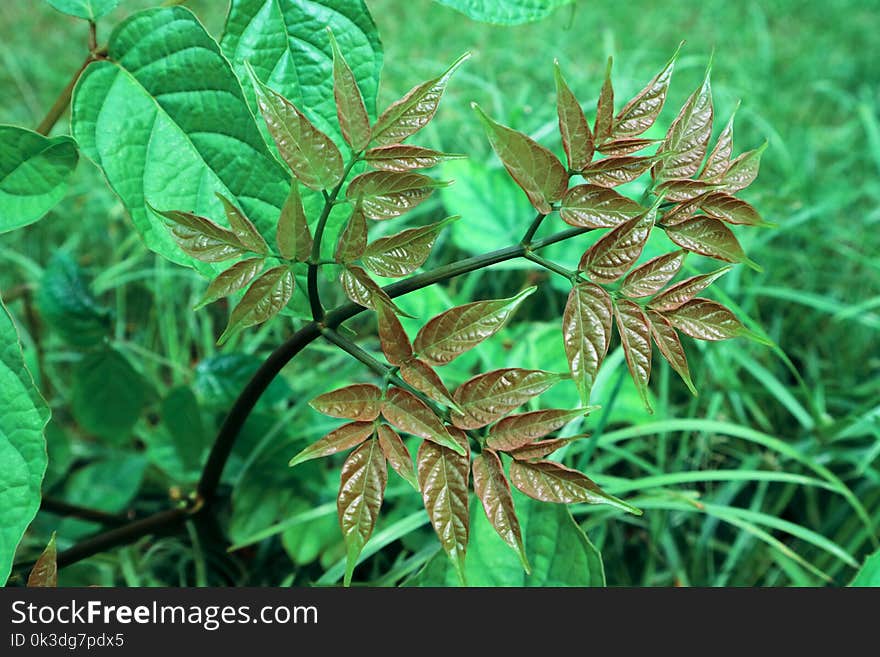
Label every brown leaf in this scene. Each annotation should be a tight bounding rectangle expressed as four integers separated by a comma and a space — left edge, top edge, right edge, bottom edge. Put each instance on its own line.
618, 250, 686, 298
613, 46, 678, 139
700, 104, 738, 181
219, 266, 294, 344
340, 265, 400, 312
594, 57, 615, 143
346, 171, 449, 220
381, 387, 465, 454
376, 299, 413, 366
509, 460, 640, 514
578, 206, 655, 282
597, 138, 658, 156
472, 450, 529, 571
665, 217, 760, 269
195, 257, 264, 309
376, 424, 418, 489
329, 30, 371, 152
487, 407, 592, 452
554, 60, 594, 171
721, 142, 766, 192
338, 438, 386, 586
450, 368, 564, 430
654, 68, 713, 182
152, 207, 246, 263
646, 309, 696, 395
580, 155, 658, 187
276, 184, 313, 261
508, 438, 573, 461
27, 533, 57, 587
698, 192, 768, 226
560, 184, 645, 229
648, 267, 731, 312
614, 299, 653, 411
398, 358, 459, 410
655, 178, 722, 202
310, 383, 384, 421
364, 144, 465, 172
659, 197, 703, 226
562, 281, 613, 404
335, 205, 368, 264
215, 193, 269, 255
289, 421, 374, 467
361, 217, 455, 277
663, 297, 749, 341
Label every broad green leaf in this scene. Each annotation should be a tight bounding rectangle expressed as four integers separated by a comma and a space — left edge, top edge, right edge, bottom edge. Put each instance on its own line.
365, 145, 465, 172
361, 217, 455, 277
646, 309, 696, 395
0, 126, 78, 233
562, 281, 613, 404
654, 67, 713, 181
27, 533, 57, 587
45, 0, 118, 20
71, 346, 145, 442
417, 432, 470, 584
665, 217, 760, 270
614, 299, 653, 411
310, 383, 383, 421
376, 424, 418, 490
663, 298, 753, 342
376, 299, 413, 366
219, 266, 295, 344
580, 155, 658, 187
196, 258, 264, 309
72, 7, 290, 275
451, 368, 564, 429
597, 138, 658, 156
194, 352, 291, 409
414, 287, 536, 366
487, 407, 592, 452
472, 450, 528, 570
654, 178, 722, 202
508, 438, 573, 461
346, 171, 450, 220
248, 64, 343, 190
721, 142, 767, 192
0, 301, 49, 585
398, 359, 460, 410
700, 105, 738, 181
554, 61, 593, 171
216, 193, 270, 254
510, 459, 641, 514
277, 184, 313, 261
850, 550, 880, 586
578, 206, 655, 282
433, 0, 574, 25
560, 184, 644, 229
372, 54, 469, 147
619, 250, 686, 298
36, 251, 111, 346
594, 57, 614, 143
222, 0, 382, 144
340, 264, 400, 312
338, 438, 386, 586
335, 205, 368, 263
289, 421, 374, 467
382, 387, 465, 454
329, 30, 371, 151
698, 192, 768, 226
161, 386, 208, 471
473, 103, 567, 213
151, 207, 247, 263
648, 266, 730, 312
613, 46, 678, 139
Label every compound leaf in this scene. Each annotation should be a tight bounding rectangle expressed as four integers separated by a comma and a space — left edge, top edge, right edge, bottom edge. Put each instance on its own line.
508, 438, 574, 461
648, 267, 730, 312
289, 421, 374, 467
328, 29, 371, 152
593, 57, 614, 143
654, 179, 722, 202
562, 281, 613, 404
276, 184, 313, 261
151, 207, 246, 263
335, 205, 368, 264
310, 383, 384, 421
340, 265, 403, 312
698, 192, 768, 226
613, 299, 653, 411
398, 359, 459, 410
362, 217, 456, 277
665, 217, 760, 270
382, 387, 465, 454
663, 298, 752, 342
580, 155, 658, 188
338, 438, 386, 586
376, 299, 413, 366
346, 171, 449, 220
613, 46, 678, 139
220, 266, 294, 344
554, 61, 594, 171
560, 184, 644, 229
700, 105, 738, 182
619, 250, 686, 298
487, 408, 594, 452
365, 145, 465, 172
509, 460, 640, 514
722, 142, 767, 192
472, 450, 529, 571
654, 67, 713, 181
451, 368, 564, 430
578, 206, 655, 282
376, 424, 418, 489
196, 257, 264, 309
646, 309, 696, 395
216, 193, 270, 254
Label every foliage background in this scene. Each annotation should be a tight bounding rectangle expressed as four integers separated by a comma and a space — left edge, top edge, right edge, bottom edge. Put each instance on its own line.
0, 0, 877, 586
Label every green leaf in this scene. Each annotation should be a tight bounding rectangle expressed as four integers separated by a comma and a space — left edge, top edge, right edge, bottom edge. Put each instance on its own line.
613, 299, 653, 411
698, 192, 768, 226
36, 251, 111, 346
310, 383, 383, 422
434, 0, 574, 25
721, 142, 767, 192
289, 421, 374, 467
365, 145, 465, 172
554, 61, 594, 172
196, 258, 264, 309
451, 368, 564, 430
0, 125, 78, 233
372, 53, 469, 147
222, 0, 382, 144
335, 205, 368, 264
510, 459, 641, 514
338, 438, 387, 586
346, 171, 449, 220
580, 155, 659, 188
850, 550, 880, 586
398, 359, 460, 410
277, 184, 313, 261
219, 266, 294, 344
472, 103, 567, 213
381, 387, 465, 454
247, 63, 343, 191
376, 424, 418, 489
216, 193, 270, 254
487, 407, 592, 452
0, 301, 49, 585
71, 7, 290, 275
27, 533, 57, 588
654, 67, 713, 181
413, 287, 536, 366
594, 57, 614, 144
417, 431, 470, 584
45, 0, 118, 20
648, 266, 730, 312
700, 105, 738, 182
361, 217, 456, 277
579, 206, 655, 282
560, 184, 645, 229
619, 250, 686, 298
194, 353, 291, 409
613, 45, 679, 139
562, 281, 613, 404
161, 386, 207, 471
665, 217, 761, 270
472, 450, 529, 571
376, 299, 413, 366
663, 298, 755, 342
646, 309, 696, 395
71, 346, 146, 442
328, 29, 372, 152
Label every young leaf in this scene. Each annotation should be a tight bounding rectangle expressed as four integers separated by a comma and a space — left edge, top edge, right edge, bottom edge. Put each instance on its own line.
663, 298, 751, 341
560, 184, 645, 229
216, 193, 270, 254
151, 207, 246, 262
654, 179, 722, 202
613, 46, 678, 138
27, 533, 57, 587
613, 299, 653, 411
340, 265, 403, 313
646, 309, 697, 395
659, 197, 702, 226
562, 281, 613, 404
472, 103, 568, 214
310, 383, 384, 421
338, 438, 387, 586
653, 67, 713, 181
554, 60, 594, 171
417, 431, 470, 584
195, 257, 264, 309
371, 53, 470, 147
398, 358, 460, 410
579, 206, 655, 282
508, 438, 574, 461
376, 299, 414, 366
248, 63, 343, 190
277, 184, 313, 261
472, 450, 529, 571
487, 408, 594, 452
721, 142, 767, 192
509, 460, 641, 515
648, 267, 731, 312
619, 251, 686, 298
289, 421, 374, 467
665, 217, 760, 270
700, 104, 738, 181
381, 387, 465, 455
698, 192, 768, 226
346, 171, 450, 220
580, 155, 659, 188
365, 145, 466, 172
376, 424, 418, 490
594, 57, 614, 143
219, 265, 294, 344
328, 30, 371, 152
413, 287, 536, 366
451, 368, 565, 430
335, 205, 368, 263
597, 138, 658, 156
361, 217, 456, 277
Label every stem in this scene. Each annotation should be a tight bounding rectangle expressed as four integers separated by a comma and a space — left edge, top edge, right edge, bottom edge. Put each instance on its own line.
40, 498, 130, 527
525, 252, 577, 280
521, 211, 549, 245
35, 54, 95, 136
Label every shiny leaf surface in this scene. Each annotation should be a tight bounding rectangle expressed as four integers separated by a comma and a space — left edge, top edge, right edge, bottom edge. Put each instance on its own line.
338, 438, 386, 586
664, 298, 749, 341
597, 138, 658, 156
509, 460, 641, 514
472, 450, 528, 570
578, 206, 655, 282
310, 383, 383, 421
594, 57, 614, 143
196, 257, 264, 309
580, 155, 658, 187
329, 30, 371, 152
365, 145, 465, 172
554, 61, 594, 171
376, 299, 413, 366
665, 217, 759, 269
398, 358, 459, 410
619, 250, 686, 298
613, 47, 677, 138
700, 106, 737, 181
289, 421, 374, 467
654, 69, 713, 181
508, 438, 573, 461
560, 184, 644, 228
152, 207, 246, 263
614, 299, 653, 411
334, 205, 368, 263
655, 179, 722, 202
648, 266, 731, 312
220, 266, 294, 344
216, 193, 270, 255
276, 184, 313, 261
698, 192, 767, 226
646, 309, 696, 395
451, 368, 564, 429
382, 387, 465, 454
487, 408, 592, 452
377, 424, 418, 489
721, 143, 767, 192
362, 217, 455, 277
346, 171, 449, 220
340, 265, 398, 311
562, 281, 613, 404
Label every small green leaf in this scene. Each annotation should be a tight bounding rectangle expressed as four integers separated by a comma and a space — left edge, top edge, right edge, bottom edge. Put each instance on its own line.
665, 217, 761, 270
36, 252, 111, 346
472, 450, 529, 572
487, 407, 594, 452
365, 145, 466, 172
562, 281, 613, 405
613, 299, 653, 412
45, 0, 118, 20
594, 57, 614, 144
216, 193, 270, 254
150, 206, 247, 263
376, 424, 418, 489
381, 387, 465, 454
335, 205, 368, 263
654, 66, 713, 181
310, 383, 384, 422
376, 299, 414, 366
648, 266, 730, 312
451, 368, 565, 430
613, 45, 679, 139
161, 386, 208, 471
346, 171, 450, 220
646, 309, 696, 395
338, 438, 386, 586
362, 217, 456, 277
619, 251, 686, 299
579, 206, 655, 282
554, 60, 594, 172
398, 359, 460, 411
580, 155, 660, 188
27, 533, 57, 587
277, 184, 313, 261
560, 184, 645, 229
219, 266, 294, 344
71, 347, 146, 442
195, 258, 264, 309
328, 29, 372, 152
289, 421, 374, 467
